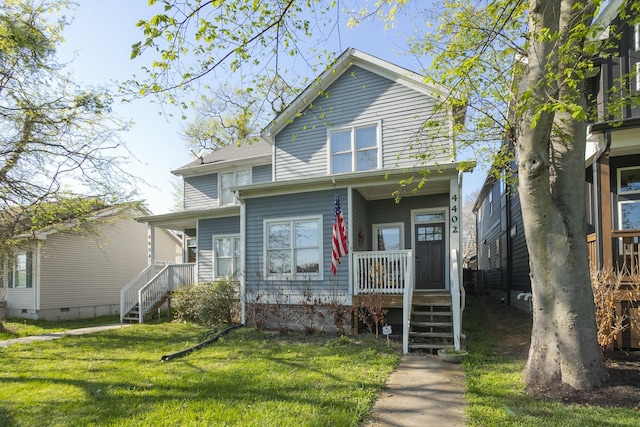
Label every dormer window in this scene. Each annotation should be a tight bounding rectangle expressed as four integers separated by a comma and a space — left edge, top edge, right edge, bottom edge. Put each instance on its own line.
220, 168, 250, 205
329, 122, 381, 174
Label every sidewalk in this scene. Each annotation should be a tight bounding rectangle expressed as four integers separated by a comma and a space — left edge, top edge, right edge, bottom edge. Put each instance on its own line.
364, 353, 466, 427
0, 324, 131, 347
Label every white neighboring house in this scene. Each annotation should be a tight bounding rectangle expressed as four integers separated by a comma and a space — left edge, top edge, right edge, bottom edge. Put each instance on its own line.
0, 204, 181, 321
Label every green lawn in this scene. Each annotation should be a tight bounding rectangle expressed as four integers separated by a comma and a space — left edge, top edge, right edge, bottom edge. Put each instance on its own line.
0, 323, 399, 426
463, 296, 640, 426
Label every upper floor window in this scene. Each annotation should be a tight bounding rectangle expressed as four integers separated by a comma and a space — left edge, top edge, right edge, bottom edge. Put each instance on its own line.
220, 168, 250, 205
329, 123, 380, 174
618, 167, 640, 194
265, 216, 322, 279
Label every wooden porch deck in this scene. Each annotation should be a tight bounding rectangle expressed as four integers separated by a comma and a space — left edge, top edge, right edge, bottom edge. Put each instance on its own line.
352, 291, 451, 308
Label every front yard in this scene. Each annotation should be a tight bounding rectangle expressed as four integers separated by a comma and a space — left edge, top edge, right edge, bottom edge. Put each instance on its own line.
0, 323, 399, 426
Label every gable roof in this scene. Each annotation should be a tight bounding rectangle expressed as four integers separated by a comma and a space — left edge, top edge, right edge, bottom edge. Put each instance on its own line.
172, 137, 272, 177
262, 48, 451, 140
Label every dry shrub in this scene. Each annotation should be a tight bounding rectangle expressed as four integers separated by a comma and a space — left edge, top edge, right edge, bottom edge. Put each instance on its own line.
591, 266, 640, 352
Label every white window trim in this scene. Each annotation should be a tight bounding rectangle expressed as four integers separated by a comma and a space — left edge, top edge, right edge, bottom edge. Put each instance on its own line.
617, 166, 640, 195
263, 215, 324, 280
212, 234, 240, 279
635, 23, 640, 52
218, 167, 252, 206
372, 222, 405, 251
327, 121, 382, 174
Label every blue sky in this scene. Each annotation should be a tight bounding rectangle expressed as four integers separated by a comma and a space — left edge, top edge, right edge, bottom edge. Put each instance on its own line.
58, 1, 485, 214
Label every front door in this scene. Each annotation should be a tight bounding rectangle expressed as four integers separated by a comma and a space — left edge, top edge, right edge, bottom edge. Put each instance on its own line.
415, 223, 445, 290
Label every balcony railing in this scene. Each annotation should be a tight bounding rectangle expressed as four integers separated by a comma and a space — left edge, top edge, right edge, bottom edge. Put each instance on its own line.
353, 250, 413, 295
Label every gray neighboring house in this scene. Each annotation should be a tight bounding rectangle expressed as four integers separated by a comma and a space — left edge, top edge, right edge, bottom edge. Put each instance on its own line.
133, 48, 474, 353
0, 204, 181, 321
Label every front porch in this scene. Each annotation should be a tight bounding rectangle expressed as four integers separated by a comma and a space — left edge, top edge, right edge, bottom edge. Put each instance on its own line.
352, 249, 464, 354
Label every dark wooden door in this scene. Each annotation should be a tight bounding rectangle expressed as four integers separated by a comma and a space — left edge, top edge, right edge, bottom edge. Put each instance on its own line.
415, 223, 445, 290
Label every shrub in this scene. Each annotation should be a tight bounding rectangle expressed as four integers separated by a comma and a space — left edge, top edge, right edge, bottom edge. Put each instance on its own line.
171, 278, 240, 327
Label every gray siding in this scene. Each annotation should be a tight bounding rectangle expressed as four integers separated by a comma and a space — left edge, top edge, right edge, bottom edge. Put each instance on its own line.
252, 164, 272, 184
352, 190, 369, 251
368, 194, 449, 250
274, 65, 451, 181
184, 174, 217, 210
244, 189, 349, 296
197, 217, 240, 282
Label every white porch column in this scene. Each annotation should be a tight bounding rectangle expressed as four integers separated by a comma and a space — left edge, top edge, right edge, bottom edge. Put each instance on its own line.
450, 174, 463, 350
147, 224, 156, 267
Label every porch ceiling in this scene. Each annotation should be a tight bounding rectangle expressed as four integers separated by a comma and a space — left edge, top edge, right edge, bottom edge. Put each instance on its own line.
135, 206, 240, 231
356, 179, 450, 201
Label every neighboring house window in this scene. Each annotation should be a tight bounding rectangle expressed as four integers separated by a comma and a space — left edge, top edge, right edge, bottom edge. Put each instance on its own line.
635, 23, 640, 52
499, 169, 506, 194
618, 167, 640, 230
265, 216, 322, 279
619, 201, 640, 230
373, 223, 404, 251
488, 191, 493, 216
618, 167, 640, 194
8, 252, 32, 288
213, 235, 240, 278
329, 123, 380, 174
220, 168, 250, 206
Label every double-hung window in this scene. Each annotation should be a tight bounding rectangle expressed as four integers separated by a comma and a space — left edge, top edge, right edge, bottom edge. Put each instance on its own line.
213, 235, 240, 278
220, 168, 250, 206
265, 216, 322, 279
330, 123, 380, 174
7, 252, 32, 288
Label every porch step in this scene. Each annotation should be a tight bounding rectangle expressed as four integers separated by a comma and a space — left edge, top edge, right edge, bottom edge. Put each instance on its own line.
411, 321, 452, 328
410, 331, 453, 338
408, 295, 455, 354
408, 342, 449, 350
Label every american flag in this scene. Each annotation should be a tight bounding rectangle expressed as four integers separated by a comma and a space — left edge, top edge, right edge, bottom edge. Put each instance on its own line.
331, 189, 348, 274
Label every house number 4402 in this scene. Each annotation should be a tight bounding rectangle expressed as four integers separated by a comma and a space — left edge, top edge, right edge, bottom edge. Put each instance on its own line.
451, 194, 459, 233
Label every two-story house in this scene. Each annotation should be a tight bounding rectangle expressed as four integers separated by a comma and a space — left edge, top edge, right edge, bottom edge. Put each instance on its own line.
131, 48, 474, 354
474, 0, 640, 347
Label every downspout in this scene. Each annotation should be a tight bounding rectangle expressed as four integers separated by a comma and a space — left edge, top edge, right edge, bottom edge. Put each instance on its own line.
236, 190, 247, 325
592, 130, 612, 271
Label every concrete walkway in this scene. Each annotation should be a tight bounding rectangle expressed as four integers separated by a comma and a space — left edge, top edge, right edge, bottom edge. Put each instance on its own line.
364, 353, 466, 426
0, 324, 131, 347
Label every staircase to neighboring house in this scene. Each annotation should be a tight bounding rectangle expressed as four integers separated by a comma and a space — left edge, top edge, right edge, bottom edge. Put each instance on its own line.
408, 293, 454, 353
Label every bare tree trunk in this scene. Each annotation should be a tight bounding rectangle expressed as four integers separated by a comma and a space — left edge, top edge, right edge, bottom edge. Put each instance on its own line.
518, 0, 608, 390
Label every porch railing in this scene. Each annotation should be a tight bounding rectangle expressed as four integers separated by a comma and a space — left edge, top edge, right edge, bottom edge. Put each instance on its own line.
120, 263, 166, 323
588, 230, 640, 274
353, 250, 413, 295
137, 263, 196, 323
402, 253, 414, 354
